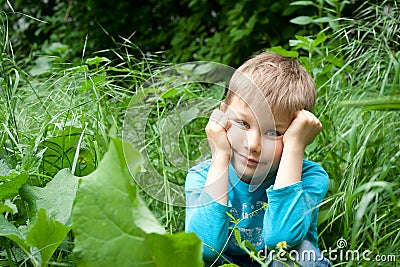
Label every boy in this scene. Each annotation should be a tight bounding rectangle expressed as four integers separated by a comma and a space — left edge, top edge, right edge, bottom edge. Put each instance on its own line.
185, 52, 331, 266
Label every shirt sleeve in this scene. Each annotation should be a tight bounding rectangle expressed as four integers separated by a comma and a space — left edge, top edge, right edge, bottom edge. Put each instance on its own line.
185, 163, 230, 261
262, 160, 329, 249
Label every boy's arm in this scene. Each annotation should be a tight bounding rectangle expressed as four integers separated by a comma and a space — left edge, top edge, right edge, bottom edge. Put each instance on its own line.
263, 110, 325, 248
203, 108, 232, 204
273, 109, 322, 189
185, 108, 233, 260
263, 162, 329, 248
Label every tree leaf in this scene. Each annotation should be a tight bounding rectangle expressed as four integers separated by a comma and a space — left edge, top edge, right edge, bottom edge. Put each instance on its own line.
20, 169, 79, 226
234, 229, 242, 244
290, 16, 314, 25
0, 202, 13, 214
313, 17, 334, 24
85, 56, 110, 66
290, 1, 315, 6
38, 127, 95, 177
313, 32, 327, 47
269, 46, 299, 58
72, 138, 203, 267
26, 209, 71, 267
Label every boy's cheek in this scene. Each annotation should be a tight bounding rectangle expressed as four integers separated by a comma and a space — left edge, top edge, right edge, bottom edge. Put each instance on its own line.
271, 142, 284, 165
259, 140, 283, 164
227, 127, 245, 148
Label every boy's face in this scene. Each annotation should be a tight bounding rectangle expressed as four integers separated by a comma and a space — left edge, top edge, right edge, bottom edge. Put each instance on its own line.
223, 97, 292, 184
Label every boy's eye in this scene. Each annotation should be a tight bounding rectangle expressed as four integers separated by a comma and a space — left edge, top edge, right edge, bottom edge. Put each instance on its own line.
265, 130, 282, 138
235, 120, 250, 129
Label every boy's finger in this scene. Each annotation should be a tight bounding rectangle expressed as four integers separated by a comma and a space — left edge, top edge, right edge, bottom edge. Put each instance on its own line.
220, 102, 228, 113
225, 120, 231, 131
209, 109, 230, 129
219, 115, 228, 126
209, 109, 223, 123
210, 109, 221, 118
302, 110, 322, 126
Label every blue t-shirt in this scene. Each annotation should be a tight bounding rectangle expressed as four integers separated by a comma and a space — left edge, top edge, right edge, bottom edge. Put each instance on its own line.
185, 159, 329, 261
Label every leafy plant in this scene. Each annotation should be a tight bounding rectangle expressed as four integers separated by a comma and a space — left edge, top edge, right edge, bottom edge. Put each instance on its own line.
1, 137, 205, 266
5, 0, 356, 66
0, 169, 77, 266
289, 0, 350, 30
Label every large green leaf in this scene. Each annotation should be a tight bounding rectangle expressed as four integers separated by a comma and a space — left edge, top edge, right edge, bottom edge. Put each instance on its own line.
26, 209, 71, 267
20, 169, 79, 226
72, 138, 203, 267
145, 232, 203, 267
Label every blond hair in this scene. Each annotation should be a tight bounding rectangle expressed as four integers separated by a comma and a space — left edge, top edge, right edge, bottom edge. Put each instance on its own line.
225, 52, 316, 118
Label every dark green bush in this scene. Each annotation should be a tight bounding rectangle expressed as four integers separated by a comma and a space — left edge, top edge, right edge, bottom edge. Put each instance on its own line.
4, 0, 358, 66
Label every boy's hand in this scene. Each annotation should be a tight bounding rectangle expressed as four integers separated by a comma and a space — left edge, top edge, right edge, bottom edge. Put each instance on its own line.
205, 109, 232, 159
283, 110, 322, 150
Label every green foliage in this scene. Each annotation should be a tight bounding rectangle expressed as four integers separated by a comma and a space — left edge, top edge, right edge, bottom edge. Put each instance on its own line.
0, 170, 75, 266
2, 11, 204, 264
26, 209, 71, 267
4, 0, 359, 67
20, 169, 79, 226
1, 137, 204, 266
340, 97, 400, 110
289, 0, 348, 29
0, 173, 28, 201
168, 0, 304, 65
38, 126, 96, 177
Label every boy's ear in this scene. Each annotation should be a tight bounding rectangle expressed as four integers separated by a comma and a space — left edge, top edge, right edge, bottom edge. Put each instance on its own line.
220, 102, 228, 112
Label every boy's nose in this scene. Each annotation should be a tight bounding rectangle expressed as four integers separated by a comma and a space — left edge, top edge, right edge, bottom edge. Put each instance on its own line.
245, 130, 261, 153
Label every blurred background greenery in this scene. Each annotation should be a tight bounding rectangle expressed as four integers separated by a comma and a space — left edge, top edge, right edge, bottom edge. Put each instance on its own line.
5, 0, 359, 66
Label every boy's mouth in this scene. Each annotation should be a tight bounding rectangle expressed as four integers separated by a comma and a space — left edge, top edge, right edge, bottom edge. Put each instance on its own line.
238, 153, 259, 167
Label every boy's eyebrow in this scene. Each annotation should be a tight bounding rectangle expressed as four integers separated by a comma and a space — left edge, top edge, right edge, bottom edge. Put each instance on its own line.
276, 119, 294, 132
275, 123, 288, 131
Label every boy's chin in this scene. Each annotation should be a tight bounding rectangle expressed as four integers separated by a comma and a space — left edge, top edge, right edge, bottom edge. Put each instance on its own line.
236, 171, 269, 185
238, 170, 278, 185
